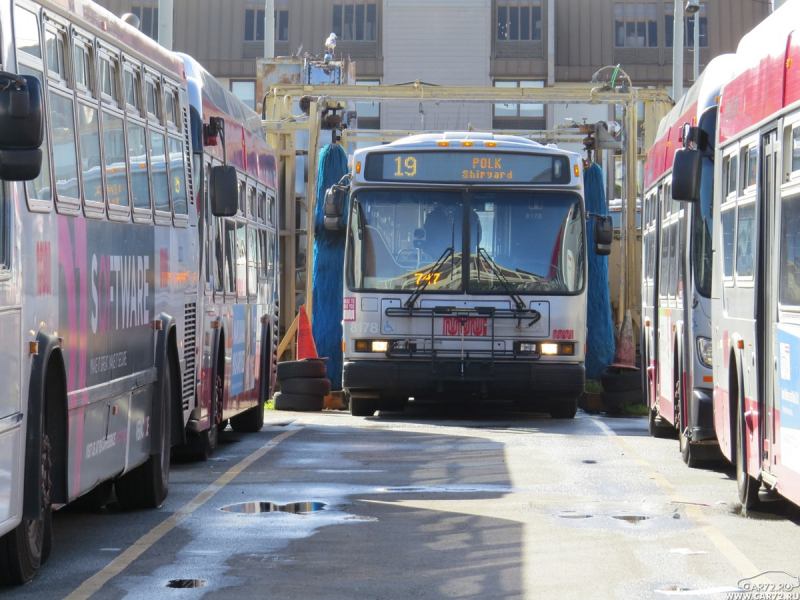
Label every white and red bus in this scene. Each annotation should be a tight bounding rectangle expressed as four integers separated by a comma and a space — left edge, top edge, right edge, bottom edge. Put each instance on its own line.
0, 0, 277, 584
179, 55, 279, 459
673, 0, 800, 509
325, 132, 612, 417
641, 54, 736, 466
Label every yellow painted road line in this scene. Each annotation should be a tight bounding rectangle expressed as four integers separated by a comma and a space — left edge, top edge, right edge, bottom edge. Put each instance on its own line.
66, 425, 303, 600
591, 417, 761, 578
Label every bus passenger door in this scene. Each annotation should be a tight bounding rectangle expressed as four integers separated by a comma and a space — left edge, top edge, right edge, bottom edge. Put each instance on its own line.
758, 130, 779, 473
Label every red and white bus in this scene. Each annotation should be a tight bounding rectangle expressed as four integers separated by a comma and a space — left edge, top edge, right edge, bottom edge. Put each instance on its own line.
0, 0, 277, 584
673, 0, 800, 509
326, 132, 612, 417
642, 54, 736, 466
178, 55, 279, 459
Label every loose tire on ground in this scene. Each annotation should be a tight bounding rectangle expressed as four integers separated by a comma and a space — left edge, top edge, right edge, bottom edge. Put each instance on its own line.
600, 387, 642, 407
280, 377, 331, 396
601, 367, 642, 393
115, 365, 172, 509
273, 391, 325, 412
277, 359, 327, 380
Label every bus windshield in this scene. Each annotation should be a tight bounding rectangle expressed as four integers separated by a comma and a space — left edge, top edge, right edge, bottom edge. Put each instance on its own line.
346, 189, 585, 294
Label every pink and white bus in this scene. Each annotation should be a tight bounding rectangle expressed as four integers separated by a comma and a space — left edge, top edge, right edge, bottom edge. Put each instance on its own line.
673, 0, 800, 509
0, 0, 278, 584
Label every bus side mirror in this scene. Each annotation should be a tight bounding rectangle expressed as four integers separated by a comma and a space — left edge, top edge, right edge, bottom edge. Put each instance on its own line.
0, 74, 43, 181
323, 183, 348, 230
210, 165, 238, 217
593, 215, 613, 256
672, 148, 702, 203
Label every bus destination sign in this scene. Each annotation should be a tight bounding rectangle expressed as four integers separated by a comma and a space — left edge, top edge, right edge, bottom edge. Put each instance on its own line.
363, 150, 571, 184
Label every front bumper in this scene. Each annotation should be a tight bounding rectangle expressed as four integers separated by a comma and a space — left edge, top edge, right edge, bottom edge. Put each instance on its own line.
343, 359, 584, 401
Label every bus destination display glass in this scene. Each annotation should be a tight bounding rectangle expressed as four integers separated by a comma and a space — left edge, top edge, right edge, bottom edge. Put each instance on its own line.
363, 151, 571, 184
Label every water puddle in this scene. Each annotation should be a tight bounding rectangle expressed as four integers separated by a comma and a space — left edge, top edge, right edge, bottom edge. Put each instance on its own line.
557, 511, 593, 519
220, 502, 327, 514
166, 579, 207, 588
611, 515, 652, 523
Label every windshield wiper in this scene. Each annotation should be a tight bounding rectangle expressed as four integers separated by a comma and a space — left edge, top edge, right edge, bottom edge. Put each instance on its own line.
476, 247, 525, 310
405, 245, 454, 308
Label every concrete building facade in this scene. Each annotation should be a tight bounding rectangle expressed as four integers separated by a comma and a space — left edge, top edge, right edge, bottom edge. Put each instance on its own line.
95, 0, 770, 131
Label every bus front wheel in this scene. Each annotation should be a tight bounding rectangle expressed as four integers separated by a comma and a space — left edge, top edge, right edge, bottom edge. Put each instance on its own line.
736, 399, 760, 510
549, 397, 577, 419
350, 396, 377, 417
0, 425, 53, 585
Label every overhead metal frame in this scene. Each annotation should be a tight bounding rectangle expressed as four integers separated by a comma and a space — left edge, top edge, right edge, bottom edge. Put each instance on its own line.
262, 82, 673, 359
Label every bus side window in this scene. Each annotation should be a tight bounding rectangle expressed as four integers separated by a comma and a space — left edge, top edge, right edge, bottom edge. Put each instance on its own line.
73, 36, 94, 96
169, 137, 187, 215
151, 131, 170, 212
102, 111, 130, 210
98, 50, 119, 105
247, 225, 258, 296
736, 203, 755, 278
224, 219, 236, 294
16, 6, 52, 207
779, 193, 800, 306
214, 217, 224, 293
721, 205, 736, 279
128, 122, 151, 212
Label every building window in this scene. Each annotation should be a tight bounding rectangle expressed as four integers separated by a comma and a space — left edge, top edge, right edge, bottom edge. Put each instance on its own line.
355, 79, 380, 128
493, 80, 544, 118
277, 2, 289, 42
131, 6, 159, 41
245, 6, 289, 42
245, 9, 265, 42
497, 1, 542, 41
614, 3, 658, 48
332, 2, 377, 41
231, 81, 256, 111
665, 3, 707, 47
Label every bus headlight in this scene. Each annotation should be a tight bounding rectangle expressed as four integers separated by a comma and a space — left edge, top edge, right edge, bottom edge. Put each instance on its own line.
696, 336, 713, 368
371, 340, 389, 353
515, 342, 538, 354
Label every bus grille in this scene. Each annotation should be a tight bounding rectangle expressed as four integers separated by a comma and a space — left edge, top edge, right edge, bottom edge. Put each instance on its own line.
183, 302, 197, 412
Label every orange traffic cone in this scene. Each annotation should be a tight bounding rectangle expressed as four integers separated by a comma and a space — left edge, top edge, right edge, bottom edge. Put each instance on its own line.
296, 305, 319, 360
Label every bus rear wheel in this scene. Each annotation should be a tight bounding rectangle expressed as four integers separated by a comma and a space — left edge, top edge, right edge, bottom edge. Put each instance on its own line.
116, 364, 172, 509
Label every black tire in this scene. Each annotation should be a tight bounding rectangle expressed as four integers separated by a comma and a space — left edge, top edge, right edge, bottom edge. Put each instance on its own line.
115, 364, 172, 509
676, 379, 699, 468
229, 400, 265, 433
736, 398, 760, 509
350, 396, 377, 417
273, 391, 325, 412
648, 406, 676, 439
600, 387, 642, 406
277, 359, 327, 380
601, 367, 642, 393
0, 417, 53, 585
69, 481, 114, 512
549, 396, 578, 419
280, 377, 331, 396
